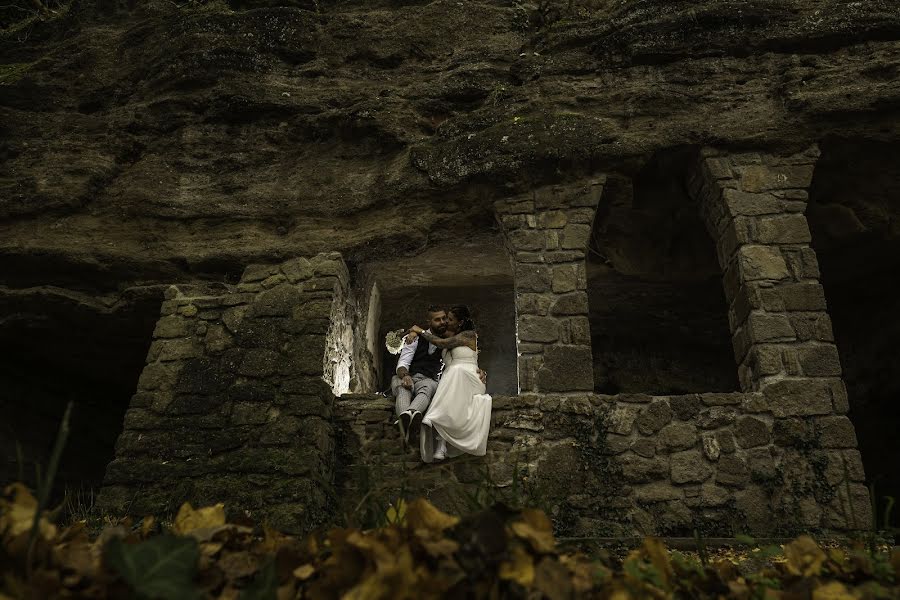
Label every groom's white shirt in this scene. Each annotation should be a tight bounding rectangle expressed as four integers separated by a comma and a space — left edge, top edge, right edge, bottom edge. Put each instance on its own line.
396, 329, 438, 374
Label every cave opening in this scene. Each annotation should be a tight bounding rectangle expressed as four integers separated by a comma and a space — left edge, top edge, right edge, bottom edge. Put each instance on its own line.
364, 236, 517, 397
587, 149, 739, 395
806, 138, 900, 518
0, 287, 161, 499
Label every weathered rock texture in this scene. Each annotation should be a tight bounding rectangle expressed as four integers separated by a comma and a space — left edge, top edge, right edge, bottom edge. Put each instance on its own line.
1, 0, 898, 531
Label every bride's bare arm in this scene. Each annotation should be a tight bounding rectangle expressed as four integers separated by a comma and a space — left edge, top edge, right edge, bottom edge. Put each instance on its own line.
414, 328, 476, 350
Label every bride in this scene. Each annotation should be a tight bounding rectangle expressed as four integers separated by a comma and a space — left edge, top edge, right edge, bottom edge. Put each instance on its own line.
407, 305, 492, 462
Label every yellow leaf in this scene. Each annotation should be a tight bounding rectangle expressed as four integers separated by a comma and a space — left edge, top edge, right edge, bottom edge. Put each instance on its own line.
173, 502, 225, 535
812, 581, 855, 600
0, 483, 56, 541
404, 498, 459, 533
385, 498, 407, 525
499, 545, 534, 586
293, 564, 315, 580
642, 537, 673, 588
784, 536, 827, 577
510, 509, 555, 554
140, 515, 156, 537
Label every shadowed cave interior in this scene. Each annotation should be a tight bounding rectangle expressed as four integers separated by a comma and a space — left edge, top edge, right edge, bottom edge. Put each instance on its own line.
0, 287, 161, 495
807, 138, 900, 522
587, 149, 739, 395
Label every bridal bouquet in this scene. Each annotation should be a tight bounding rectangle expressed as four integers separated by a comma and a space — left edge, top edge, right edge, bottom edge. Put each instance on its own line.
384, 328, 408, 355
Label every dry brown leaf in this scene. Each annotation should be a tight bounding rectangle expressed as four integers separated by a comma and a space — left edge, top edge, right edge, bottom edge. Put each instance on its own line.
140, 515, 156, 537
783, 536, 827, 577
419, 536, 459, 558
510, 509, 555, 554
812, 581, 855, 600
218, 551, 260, 579
499, 544, 534, 586
294, 563, 316, 580
173, 502, 226, 535
642, 537, 673, 589
0, 483, 57, 541
405, 499, 459, 535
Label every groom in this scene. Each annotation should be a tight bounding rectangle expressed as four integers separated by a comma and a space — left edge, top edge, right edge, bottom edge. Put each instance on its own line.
392, 305, 447, 444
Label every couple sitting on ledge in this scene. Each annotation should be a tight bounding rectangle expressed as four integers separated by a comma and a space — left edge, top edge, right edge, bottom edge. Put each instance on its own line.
392, 305, 492, 462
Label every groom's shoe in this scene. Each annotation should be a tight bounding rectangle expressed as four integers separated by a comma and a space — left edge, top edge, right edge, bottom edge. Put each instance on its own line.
398, 410, 413, 445
408, 410, 423, 443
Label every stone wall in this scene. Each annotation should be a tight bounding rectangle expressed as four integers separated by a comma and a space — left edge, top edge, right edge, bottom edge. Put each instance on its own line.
335, 389, 871, 536
495, 179, 605, 393
97, 254, 351, 533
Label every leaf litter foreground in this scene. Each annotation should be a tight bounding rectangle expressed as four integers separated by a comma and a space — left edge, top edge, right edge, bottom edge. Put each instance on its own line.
2, 483, 900, 599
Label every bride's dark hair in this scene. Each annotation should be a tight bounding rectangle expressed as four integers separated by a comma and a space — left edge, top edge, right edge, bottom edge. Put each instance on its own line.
449, 305, 476, 333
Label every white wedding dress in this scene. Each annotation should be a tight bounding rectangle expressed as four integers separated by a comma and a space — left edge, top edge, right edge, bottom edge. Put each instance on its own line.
420, 345, 492, 463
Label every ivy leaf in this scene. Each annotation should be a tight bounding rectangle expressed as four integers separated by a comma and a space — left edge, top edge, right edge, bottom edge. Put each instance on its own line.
105, 535, 200, 600
241, 560, 278, 600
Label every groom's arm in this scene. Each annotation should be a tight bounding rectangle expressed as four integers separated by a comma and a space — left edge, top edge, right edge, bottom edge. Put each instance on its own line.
417, 330, 476, 350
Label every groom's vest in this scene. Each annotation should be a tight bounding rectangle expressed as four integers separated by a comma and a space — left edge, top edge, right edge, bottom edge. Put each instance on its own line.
409, 338, 442, 380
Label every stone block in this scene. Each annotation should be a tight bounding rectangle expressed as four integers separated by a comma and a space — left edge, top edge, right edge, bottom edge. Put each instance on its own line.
550, 292, 589, 315
551, 265, 578, 293
753, 214, 812, 244
496, 199, 535, 215
830, 379, 849, 414
737, 246, 790, 281
773, 418, 816, 447
715, 431, 736, 454
734, 487, 774, 535
515, 264, 552, 293
238, 349, 281, 378
517, 293, 553, 316
501, 214, 528, 230
656, 422, 698, 453
671, 450, 713, 484
701, 435, 721, 461
156, 339, 203, 362
536, 345, 593, 392
222, 305, 249, 334
703, 157, 733, 180
281, 258, 313, 283
168, 394, 223, 415
734, 416, 770, 448
698, 407, 737, 429
559, 224, 592, 250
762, 283, 827, 312
261, 273, 287, 288
250, 284, 300, 318
632, 438, 656, 458
789, 313, 834, 342
619, 453, 668, 483
537, 210, 568, 229
699, 393, 744, 406
122, 408, 158, 430
508, 229, 545, 251
606, 405, 639, 435
515, 252, 544, 263
138, 362, 178, 391
747, 312, 795, 343
763, 379, 834, 417
606, 434, 632, 454
242, 264, 278, 283
843, 450, 866, 482
636, 401, 673, 435
722, 189, 783, 216
153, 315, 189, 339
634, 482, 683, 503
738, 164, 815, 193
518, 315, 559, 343
567, 208, 596, 224
282, 336, 327, 376
669, 395, 701, 420
205, 324, 233, 353
559, 316, 591, 345
716, 455, 750, 487
816, 416, 858, 448
748, 345, 784, 377
795, 344, 842, 377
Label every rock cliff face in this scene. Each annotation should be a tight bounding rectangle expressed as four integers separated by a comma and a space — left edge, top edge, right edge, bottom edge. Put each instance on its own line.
1, 0, 898, 514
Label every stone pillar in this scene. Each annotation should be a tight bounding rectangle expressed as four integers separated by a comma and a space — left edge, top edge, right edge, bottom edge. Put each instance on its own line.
495, 178, 605, 393
98, 253, 351, 533
689, 147, 870, 529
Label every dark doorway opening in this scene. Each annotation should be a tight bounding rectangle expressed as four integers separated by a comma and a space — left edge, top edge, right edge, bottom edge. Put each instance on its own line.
0, 287, 160, 499
807, 138, 900, 521
587, 149, 739, 394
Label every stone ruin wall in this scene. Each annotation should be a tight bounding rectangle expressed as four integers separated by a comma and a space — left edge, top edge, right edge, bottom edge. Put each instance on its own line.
97, 254, 354, 532
100, 146, 872, 536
